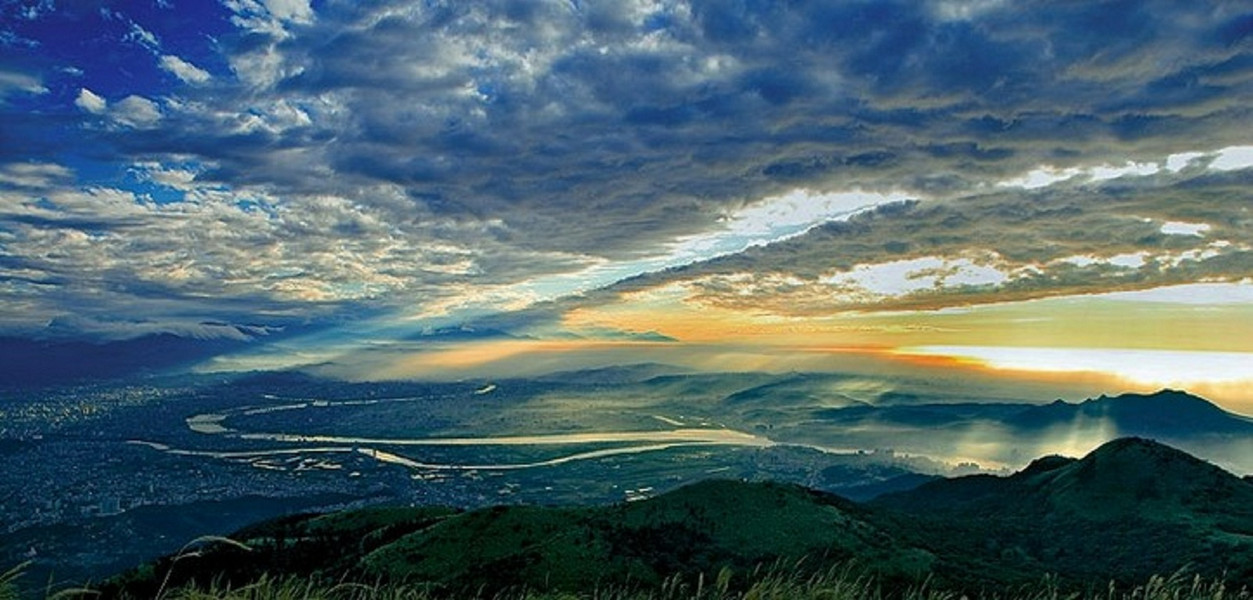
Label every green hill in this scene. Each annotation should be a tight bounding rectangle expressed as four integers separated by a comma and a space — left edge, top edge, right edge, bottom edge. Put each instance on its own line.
103, 480, 929, 597
363, 480, 931, 589
872, 437, 1253, 585
97, 439, 1253, 598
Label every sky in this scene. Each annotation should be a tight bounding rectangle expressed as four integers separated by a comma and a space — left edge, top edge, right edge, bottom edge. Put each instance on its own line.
1, 1, 1252, 407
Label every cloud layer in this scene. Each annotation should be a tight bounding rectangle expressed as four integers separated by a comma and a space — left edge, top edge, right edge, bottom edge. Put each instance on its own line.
603, 165, 1253, 316
0, 0, 1251, 340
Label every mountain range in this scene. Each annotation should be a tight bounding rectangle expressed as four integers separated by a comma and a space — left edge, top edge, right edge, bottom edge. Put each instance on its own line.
1007, 389, 1253, 435
813, 389, 1253, 437
790, 388, 1253, 472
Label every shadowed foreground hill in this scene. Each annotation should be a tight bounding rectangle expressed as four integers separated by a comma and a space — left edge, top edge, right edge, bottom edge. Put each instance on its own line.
100, 438, 1253, 598
872, 437, 1253, 584
103, 481, 930, 598
363, 479, 937, 588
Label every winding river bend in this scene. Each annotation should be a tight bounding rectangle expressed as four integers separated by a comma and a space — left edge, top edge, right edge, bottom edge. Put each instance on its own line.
133, 399, 776, 472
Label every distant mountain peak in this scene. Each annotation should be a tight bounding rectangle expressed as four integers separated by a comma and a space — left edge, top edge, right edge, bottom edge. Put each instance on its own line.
1088, 389, 1213, 406
1010, 389, 1251, 437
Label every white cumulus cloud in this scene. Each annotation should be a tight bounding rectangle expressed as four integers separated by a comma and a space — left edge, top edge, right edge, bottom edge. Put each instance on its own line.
110, 95, 163, 128
160, 55, 211, 84
74, 88, 107, 114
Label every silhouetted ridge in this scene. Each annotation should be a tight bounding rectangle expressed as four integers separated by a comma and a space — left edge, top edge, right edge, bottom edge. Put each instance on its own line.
1008, 389, 1253, 436
1018, 454, 1076, 476
1096, 390, 1236, 422
880, 437, 1253, 522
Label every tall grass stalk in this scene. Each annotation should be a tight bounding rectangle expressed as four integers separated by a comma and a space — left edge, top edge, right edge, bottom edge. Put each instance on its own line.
146, 570, 1253, 600
0, 562, 26, 600
154, 536, 253, 600
6, 560, 1252, 600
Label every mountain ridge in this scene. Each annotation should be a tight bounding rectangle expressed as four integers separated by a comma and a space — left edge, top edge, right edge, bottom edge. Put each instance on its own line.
871, 436, 1253, 584
99, 437, 1253, 598
1009, 389, 1253, 435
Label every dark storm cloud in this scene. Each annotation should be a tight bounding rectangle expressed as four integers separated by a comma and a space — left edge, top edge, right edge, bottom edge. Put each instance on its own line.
136, 0, 1253, 255
1, 0, 1252, 338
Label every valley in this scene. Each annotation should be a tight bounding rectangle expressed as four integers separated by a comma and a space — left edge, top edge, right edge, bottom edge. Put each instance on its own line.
4, 368, 1253, 592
